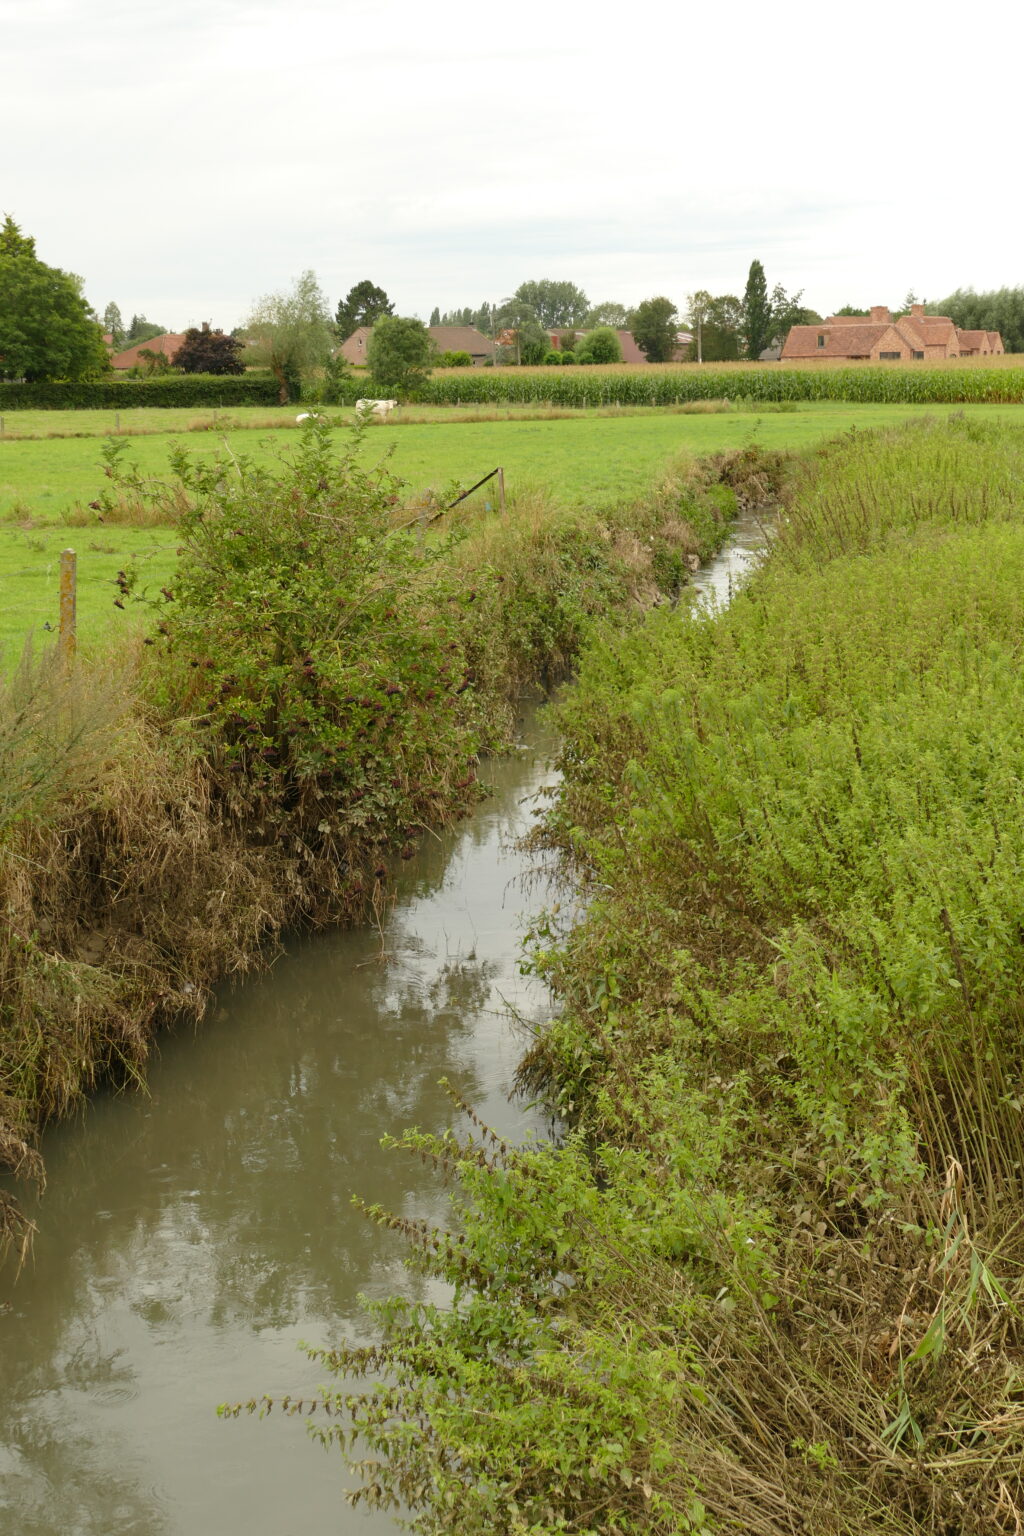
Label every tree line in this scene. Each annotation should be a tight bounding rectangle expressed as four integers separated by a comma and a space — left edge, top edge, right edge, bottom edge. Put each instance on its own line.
3, 215, 1023, 389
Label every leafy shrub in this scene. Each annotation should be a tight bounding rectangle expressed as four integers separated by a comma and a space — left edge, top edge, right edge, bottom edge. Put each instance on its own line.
575, 325, 623, 365
543, 350, 562, 365
559, 350, 576, 366
433, 349, 473, 368
136, 420, 483, 857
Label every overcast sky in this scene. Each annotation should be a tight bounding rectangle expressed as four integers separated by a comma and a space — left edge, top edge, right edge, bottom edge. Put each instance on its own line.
4, 0, 1022, 331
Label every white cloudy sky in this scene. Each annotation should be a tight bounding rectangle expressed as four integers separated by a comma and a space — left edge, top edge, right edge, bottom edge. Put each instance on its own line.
3, 0, 1022, 330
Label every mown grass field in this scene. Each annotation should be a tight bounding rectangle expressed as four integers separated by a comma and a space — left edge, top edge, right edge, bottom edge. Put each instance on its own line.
4, 401, 1024, 657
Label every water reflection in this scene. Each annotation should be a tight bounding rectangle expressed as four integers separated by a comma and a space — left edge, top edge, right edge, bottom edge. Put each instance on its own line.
0, 718, 558, 1536
689, 503, 773, 608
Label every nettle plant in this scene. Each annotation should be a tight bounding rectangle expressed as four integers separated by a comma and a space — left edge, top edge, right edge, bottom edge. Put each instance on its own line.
106, 420, 483, 867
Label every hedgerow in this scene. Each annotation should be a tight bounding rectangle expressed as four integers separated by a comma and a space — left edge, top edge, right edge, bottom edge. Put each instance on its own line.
0, 373, 280, 409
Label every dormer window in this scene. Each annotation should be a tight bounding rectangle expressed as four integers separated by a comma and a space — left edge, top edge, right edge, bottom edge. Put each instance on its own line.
817, 334, 826, 348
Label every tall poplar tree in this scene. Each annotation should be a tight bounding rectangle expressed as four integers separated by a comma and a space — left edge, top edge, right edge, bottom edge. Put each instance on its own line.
742, 259, 772, 360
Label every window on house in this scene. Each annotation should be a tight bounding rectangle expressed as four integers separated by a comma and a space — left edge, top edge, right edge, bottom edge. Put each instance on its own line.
912, 350, 924, 359
879, 351, 902, 359
817, 334, 825, 348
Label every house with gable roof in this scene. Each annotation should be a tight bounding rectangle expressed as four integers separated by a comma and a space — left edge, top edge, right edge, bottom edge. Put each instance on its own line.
339, 324, 496, 367
781, 305, 1004, 362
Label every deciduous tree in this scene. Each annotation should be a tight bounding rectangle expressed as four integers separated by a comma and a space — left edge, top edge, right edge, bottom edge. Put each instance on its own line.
0, 217, 107, 381
628, 296, 679, 362
513, 280, 589, 330
245, 270, 334, 402
768, 283, 816, 344
934, 286, 1024, 354
495, 297, 548, 365
367, 315, 434, 396
585, 301, 629, 328
175, 321, 244, 375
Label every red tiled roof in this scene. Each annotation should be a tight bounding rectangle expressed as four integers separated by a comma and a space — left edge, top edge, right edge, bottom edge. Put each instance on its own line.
110, 333, 186, 369
782, 324, 887, 359
617, 329, 649, 363
428, 325, 494, 357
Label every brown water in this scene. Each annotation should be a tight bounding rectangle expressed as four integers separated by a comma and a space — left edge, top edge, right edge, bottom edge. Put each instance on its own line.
0, 717, 559, 1535
0, 509, 770, 1535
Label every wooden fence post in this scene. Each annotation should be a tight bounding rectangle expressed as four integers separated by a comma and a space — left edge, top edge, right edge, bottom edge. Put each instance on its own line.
497, 466, 506, 517
59, 549, 77, 663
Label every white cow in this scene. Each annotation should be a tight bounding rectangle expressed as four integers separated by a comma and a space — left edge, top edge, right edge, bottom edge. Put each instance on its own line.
295, 412, 325, 424
355, 398, 398, 421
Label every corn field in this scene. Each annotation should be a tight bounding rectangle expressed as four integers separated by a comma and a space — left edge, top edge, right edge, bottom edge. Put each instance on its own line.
336, 363, 1024, 409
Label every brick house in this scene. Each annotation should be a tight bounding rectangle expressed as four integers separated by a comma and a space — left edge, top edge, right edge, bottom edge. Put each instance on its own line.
338, 324, 495, 367
427, 325, 495, 364
548, 328, 693, 362
782, 305, 1004, 362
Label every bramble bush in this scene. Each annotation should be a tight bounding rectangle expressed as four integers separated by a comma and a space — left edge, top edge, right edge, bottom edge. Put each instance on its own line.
108, 417, 487, 879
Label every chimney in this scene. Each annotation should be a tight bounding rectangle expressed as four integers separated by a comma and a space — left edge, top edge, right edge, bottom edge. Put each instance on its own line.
869, 305, 892, 323
910, 303, 925, 319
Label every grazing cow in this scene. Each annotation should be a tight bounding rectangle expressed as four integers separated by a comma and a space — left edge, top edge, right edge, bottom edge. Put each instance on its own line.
355, 398, 398, 421
295, 412, 325, 424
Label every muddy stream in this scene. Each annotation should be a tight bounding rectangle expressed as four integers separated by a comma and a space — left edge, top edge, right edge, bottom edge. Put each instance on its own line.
0, 510, 766, 1534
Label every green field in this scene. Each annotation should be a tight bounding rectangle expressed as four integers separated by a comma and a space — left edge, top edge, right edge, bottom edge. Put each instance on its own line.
4, 401, 1024, 657
0, 523, 180, 660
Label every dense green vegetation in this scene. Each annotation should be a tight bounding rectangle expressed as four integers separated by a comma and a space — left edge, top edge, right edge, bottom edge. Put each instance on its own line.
0, 374, 281, 409
0, 217, 107, 383
3, 361, 1021, 417
933, 286, 1024, 355
7, 406, 1024, 658
418, 364, 1024, 407
275, 419, 1024, 1534
0, 419, 759, 1257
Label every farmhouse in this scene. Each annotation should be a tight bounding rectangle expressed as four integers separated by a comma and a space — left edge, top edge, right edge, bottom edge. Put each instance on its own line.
782, 305, 1004, 362
547, 328, 694, 362
338, 324, 495, 367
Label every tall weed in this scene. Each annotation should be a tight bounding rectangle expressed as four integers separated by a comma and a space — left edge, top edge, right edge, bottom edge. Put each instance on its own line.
301, 419, 1024, 1533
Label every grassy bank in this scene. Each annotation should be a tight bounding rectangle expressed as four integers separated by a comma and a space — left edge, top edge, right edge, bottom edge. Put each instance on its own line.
6, 407, 1024, 660
0, 423, 775, 1256
304, 419, 1024, 1534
